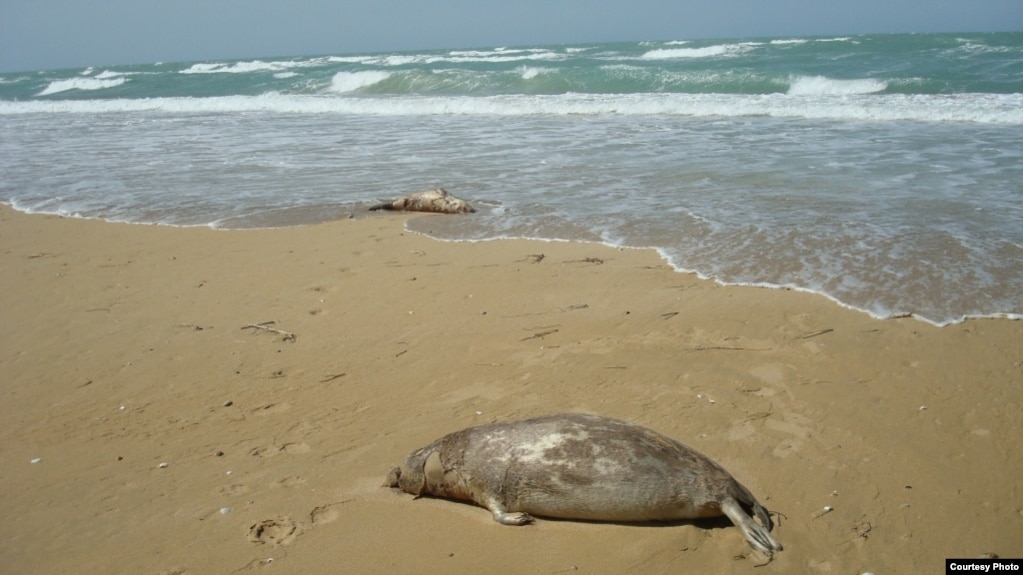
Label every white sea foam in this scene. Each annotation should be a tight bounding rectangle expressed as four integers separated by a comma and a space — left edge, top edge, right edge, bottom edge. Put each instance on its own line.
181, 63, 227, 74
359, 50, 566, 67
327, 71, 391, 93
641, 43, 757, 59
180, 59, 322, 74
449, 48, 548, 58
37, 76, 126, 96
373, 54, 434, 66
3, 92, 1021, 124
328, 55, 377, 64
519, 66, 551, 80
449, 50, 564, 64
787, 75, 888, 95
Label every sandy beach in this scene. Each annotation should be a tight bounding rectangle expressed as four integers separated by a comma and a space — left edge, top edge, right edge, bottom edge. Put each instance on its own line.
1, 204, 1020, 574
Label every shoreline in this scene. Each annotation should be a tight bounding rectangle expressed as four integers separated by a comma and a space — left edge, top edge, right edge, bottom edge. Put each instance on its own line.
2, 205, 1021, 573
10, 203, 1020, 328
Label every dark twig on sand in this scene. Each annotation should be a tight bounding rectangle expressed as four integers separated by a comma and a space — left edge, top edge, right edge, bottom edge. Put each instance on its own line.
241, 321, 296, 342
565, 257, 605, 265
518, 253, 545, 263
521, 329, 559, 341
683, 345, 772, 352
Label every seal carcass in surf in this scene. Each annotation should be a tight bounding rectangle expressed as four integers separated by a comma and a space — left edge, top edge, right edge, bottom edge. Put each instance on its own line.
369, 188, 475, 214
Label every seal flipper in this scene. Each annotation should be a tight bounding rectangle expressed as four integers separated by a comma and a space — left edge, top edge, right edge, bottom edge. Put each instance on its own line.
720, 498, 783, 554
368, 202, 395, 211
482, 495, 534, 526
422, 451, 445, 490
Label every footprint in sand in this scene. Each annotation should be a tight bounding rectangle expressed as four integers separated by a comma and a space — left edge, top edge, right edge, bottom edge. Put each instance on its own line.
281, 442, 310, 455
310, 504, 340, 526
749, 363, 791, 388
248, 445, 277, 458
248, 517, 301, 546
765, 413, 814, 458
220, 484, 250, 496
246, 503, 342, 549
249, 442, 310, 458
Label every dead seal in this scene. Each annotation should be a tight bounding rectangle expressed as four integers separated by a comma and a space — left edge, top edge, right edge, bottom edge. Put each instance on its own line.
386, 413, 782, 554
369, 188, 475, 214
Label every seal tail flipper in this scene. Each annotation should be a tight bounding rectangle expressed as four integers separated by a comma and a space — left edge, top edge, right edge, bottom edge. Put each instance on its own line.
721, 498, 783, 554
751, 499, 774, 532
368, 202, 395, 211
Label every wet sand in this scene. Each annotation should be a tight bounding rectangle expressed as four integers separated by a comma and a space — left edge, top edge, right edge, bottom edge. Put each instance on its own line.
1, 205, 1020, 573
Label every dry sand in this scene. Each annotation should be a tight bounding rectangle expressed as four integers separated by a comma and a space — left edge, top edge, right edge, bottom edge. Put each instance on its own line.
1, 205, 1020, 574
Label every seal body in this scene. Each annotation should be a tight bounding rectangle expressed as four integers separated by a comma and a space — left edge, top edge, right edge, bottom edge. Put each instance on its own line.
369, 188, 475, 214
386, 413, 782, 554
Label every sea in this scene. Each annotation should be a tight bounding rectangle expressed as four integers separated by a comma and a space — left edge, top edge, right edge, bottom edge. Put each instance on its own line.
1, 32, 1021, 326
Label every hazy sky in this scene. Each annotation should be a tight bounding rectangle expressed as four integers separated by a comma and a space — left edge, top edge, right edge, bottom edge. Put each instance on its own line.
2, 0, 1021, 72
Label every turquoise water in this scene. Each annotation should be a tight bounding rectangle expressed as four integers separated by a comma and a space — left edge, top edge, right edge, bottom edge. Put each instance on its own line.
1, 33, 1021, 324
3, 33, 1022, 99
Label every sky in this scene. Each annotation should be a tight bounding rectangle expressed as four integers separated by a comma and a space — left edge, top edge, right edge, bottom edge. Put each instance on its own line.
1, 0, 1021, 73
